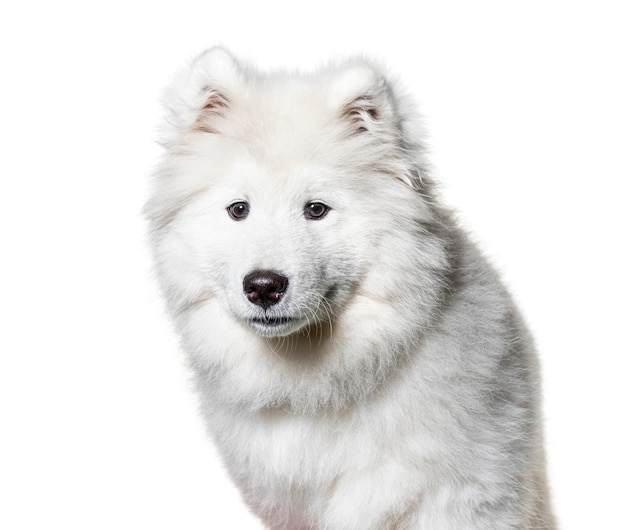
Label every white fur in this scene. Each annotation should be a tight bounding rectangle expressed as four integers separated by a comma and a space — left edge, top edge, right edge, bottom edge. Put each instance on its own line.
146, 48, 555, 529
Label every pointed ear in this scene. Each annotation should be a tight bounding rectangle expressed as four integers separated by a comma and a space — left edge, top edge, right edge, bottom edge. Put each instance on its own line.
161, 46, 242, 135
328, 62, 429, 190
328, 63, 395, 135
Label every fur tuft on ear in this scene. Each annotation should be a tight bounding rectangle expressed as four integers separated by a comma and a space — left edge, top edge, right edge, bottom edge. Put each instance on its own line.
340, 94, 381, 134
194, 87, 230, 133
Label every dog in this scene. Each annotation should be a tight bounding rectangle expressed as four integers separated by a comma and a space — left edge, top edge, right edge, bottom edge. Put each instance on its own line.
145, 47, 555, 529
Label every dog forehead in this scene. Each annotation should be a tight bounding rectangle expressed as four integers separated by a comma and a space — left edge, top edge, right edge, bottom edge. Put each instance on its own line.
243, 160, 341, 201
197, 131, 351, 201
227, 78, 338, 147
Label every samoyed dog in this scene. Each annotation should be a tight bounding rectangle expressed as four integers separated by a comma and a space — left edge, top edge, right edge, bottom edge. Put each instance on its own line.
146, 48, 555, 529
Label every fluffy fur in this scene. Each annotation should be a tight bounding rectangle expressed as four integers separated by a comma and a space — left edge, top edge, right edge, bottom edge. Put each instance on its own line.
145, 47, 555, 529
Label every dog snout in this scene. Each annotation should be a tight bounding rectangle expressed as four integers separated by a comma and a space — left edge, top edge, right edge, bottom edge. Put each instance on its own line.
243, 270, 289, 308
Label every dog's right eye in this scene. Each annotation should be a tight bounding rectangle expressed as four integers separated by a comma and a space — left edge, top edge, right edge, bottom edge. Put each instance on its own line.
227, 201, 250, 220
304, 202, 331, 220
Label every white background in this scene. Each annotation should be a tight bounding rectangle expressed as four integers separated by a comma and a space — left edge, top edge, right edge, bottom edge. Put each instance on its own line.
1, 1, 624, 528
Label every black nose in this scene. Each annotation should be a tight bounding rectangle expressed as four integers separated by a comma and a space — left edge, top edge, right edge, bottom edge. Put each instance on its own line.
243, 270, 289, 308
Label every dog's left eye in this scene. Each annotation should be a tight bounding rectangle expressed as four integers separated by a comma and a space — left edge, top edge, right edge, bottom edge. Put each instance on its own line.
304, 202, 330, 220
227, 201, 250, 220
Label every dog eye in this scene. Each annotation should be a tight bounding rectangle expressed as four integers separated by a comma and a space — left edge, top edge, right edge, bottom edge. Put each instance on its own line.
304, 202, 330, 220
227, 201, 250, 220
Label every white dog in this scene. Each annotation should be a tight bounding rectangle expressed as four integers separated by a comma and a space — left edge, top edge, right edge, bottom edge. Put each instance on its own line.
145, 48, 555, 529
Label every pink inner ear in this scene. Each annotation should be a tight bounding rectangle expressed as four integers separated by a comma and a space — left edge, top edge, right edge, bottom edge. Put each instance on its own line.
194, 88, 230, 133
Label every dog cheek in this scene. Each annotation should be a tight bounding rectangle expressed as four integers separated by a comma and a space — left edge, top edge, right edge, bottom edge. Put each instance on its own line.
316, 238, 365, 304
153, 228, 211, 310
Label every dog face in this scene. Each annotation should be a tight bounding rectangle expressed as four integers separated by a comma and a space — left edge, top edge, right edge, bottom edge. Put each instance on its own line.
163, 147, 367, 339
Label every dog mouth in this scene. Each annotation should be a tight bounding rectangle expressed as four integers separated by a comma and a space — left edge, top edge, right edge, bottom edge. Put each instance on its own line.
247, 315, 302, 336
250, 316, 294, 325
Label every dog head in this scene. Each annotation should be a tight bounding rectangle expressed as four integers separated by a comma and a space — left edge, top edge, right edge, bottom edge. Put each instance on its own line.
146, 49, 452, 411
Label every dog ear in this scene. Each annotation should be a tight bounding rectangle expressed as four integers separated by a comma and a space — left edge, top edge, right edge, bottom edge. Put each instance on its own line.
329, 63, 395, 135
329, 63, 429, 190
161, 47, 241, 135
190, 47, 240, 132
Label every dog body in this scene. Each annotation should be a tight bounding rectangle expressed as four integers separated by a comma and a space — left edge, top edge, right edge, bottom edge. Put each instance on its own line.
146, 48, 554, 529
